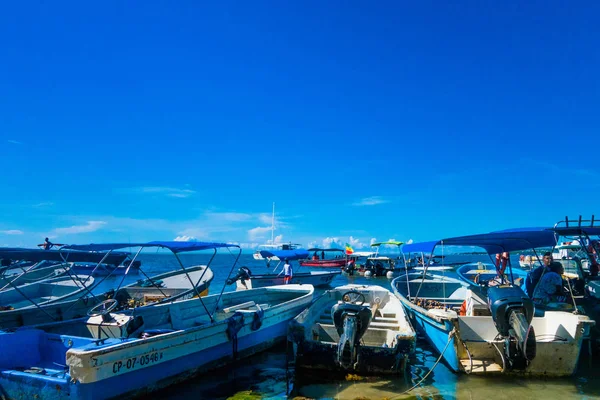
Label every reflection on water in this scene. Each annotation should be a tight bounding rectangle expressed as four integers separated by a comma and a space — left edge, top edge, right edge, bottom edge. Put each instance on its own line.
133, 254, 600, 399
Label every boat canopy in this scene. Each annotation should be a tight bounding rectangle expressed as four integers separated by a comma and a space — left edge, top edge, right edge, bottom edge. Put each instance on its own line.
401, 240, 440, 254
0, 248, 130, 265
307, 248, 345, 252
371, 241, 404, 247
61, 241, 240, 253
259, 249, 309, 261
401, 228, 557, 256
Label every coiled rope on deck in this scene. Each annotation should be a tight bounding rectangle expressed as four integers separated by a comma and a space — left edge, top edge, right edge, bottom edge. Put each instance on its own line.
398, 328, 456, 396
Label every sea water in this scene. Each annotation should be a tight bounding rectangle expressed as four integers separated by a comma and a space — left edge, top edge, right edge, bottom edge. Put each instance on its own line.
120, 252, 600, 399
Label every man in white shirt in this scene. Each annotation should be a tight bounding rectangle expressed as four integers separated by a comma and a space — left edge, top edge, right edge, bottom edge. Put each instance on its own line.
278, 259, 293, 284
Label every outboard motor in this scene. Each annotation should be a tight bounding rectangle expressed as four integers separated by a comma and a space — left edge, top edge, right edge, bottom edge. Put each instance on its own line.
343, 261, 355, 275
226, 267, 252, 286
487, 286, 536, 369
331, 295, 372, 370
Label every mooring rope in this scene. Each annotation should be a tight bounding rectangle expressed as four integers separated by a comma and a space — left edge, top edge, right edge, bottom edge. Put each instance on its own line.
398, 328, 456, 396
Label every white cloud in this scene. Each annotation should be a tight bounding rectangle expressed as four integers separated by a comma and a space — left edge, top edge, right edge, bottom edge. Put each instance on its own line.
174, 235, 197, 242
1, 230, 24, 235
176, 228, 208, 240
273, 234, 283, 244
370, 238, 377, 245
248, 226, 273, 241
33, 202, 54, 208
322, 237, 343, 249
307, 240, 318, 248
7, 139, 22, 145
139, 187, 196, 198
406, 239, 414, 244
54, 221, 106, 235
352, 196, 390, 206
347, 236, 366, 249
259, 214, 274, 225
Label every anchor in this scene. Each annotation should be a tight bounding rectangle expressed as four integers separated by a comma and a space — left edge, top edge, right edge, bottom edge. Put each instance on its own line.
331, 290, 372, 370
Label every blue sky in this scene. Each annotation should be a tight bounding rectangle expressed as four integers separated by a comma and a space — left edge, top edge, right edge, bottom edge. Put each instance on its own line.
1, 1, 599, 251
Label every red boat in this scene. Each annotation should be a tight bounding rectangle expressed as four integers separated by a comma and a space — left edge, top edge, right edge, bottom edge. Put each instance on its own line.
299, 248, 347, 268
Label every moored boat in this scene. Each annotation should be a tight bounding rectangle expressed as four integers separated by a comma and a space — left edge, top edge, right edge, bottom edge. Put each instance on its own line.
288, 283, 415, 374
228, 249, 339, 290
0, 243, 215, 329
0, 274, 94, 311
455, 262, 529, 292
299, 248, 347, 268
0, 241, 314, 400
392, 272, 470, 372
392, 229, 595, 377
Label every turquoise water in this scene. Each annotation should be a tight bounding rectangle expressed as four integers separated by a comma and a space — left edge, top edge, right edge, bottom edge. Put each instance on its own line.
125, 252, 600, 399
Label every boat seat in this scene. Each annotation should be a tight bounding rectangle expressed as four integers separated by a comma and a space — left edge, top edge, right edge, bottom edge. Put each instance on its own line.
369, 321, 400, 330
222, 301, 256, 313
372, 316, 399, 323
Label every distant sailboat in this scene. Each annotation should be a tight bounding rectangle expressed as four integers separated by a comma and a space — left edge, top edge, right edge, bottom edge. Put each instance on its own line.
252, 203, 301, 261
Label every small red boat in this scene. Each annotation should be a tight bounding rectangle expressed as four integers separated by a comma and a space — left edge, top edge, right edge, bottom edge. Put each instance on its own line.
299, 248, 347, 268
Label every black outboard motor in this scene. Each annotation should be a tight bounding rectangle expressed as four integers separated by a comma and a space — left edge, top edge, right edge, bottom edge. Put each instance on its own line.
226, 267, 252, 286
343, 261, 355, 275
487, 286, 536, 369
331, 301, 372, 369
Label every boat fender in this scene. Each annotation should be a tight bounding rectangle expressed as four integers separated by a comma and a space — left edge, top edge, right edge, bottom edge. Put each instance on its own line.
251, 304, 264, 331
459, 300, 467, 316
226, 312, 245, 341
227, 312, 245, 359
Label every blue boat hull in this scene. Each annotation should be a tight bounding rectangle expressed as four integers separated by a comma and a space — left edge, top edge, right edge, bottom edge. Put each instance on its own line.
0, 319, 290, 400
406, 307, 459, 372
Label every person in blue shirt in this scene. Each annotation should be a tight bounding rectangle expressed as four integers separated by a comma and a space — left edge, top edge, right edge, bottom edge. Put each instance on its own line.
532, 261, 565, 305
525, 252, 553, 297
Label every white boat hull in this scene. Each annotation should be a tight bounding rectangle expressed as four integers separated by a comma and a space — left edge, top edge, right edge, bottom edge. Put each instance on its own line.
289, 284, 415, 374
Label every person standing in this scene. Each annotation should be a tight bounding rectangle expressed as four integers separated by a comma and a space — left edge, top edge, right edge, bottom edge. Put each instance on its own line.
43, 237, 54, 250
278, 258, 293, 284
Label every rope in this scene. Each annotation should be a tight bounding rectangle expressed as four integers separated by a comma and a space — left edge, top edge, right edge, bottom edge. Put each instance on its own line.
461, 340, 473, 374
492, 342, 507, 372
564, 276, 579, 314
398, 329, 456, 396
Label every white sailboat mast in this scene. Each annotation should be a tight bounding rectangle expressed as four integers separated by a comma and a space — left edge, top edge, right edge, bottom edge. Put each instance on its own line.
271, 202, 275, 244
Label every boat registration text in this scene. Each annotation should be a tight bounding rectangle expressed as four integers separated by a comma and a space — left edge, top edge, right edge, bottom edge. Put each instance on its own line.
113, 351, 164, 374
